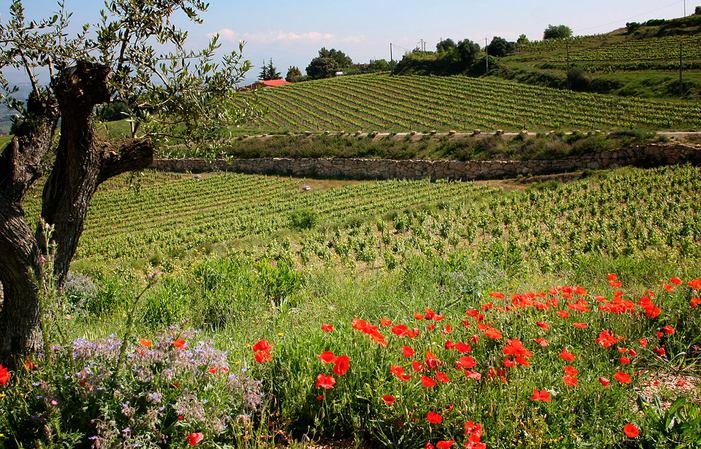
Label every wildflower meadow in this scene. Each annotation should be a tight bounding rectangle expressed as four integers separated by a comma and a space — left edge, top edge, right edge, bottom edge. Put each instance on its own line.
1, 165, 700, 448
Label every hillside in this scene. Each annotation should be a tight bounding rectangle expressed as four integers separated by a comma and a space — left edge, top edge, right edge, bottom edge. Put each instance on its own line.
492, 17, 701, 100
242, 73, 701, 134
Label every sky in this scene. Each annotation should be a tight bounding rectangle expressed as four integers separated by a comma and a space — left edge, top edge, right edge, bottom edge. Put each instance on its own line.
0, 0, 694, 86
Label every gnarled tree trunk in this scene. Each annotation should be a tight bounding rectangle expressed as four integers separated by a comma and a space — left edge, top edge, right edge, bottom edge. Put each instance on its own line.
0, 61, 154, 368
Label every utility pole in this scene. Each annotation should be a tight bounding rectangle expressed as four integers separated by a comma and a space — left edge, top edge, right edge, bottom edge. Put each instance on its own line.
679, 40, 684, 97
485, 38, 489, 74
390, 43, 393, 69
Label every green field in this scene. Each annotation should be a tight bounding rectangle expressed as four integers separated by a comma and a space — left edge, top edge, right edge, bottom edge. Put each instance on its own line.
5, 163, 701, 447
244, 73, 701, 134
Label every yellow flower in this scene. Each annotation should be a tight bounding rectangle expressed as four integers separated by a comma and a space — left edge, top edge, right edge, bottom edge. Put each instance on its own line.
277, 333, 284, 337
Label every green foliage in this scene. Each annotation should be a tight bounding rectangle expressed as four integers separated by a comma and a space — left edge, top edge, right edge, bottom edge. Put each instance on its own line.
367, 59, 390, 72
290, 207, 321, 230
543, 24, 573, 40
317, 47, 353, 68
436, 38, 457, 52
487, 36, 516, 57
259, 58, 282, 81
286, 65, 303, 82
306, 57, 339, 80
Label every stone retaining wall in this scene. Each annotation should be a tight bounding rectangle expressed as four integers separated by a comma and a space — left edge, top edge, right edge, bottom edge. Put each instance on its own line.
149, 143, 701, 180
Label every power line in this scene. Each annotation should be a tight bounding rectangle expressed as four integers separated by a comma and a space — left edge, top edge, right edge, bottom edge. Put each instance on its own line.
574, 0, 684, 33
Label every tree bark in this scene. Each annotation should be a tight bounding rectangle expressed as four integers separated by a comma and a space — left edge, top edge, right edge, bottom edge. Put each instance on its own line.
0, 94, 59, 368
0, 61, 154, 367
41, 61, 154, 286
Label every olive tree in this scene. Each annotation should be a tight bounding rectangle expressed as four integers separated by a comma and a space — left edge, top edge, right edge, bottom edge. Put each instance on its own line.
0, 0, 260, 367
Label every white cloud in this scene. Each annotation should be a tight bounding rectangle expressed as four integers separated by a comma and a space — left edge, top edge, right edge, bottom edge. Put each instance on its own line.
208, 28, 364, 45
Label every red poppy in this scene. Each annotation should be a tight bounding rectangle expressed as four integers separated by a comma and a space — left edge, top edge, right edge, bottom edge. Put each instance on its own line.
436, 441, 454, 449
421, 376, 437, 387
623, 424, 639, 438
465, 309, 479, 317
333, 355, 350, 376
608, 273, 618, 281
426, 411, 442, 423
427, 324, 436, 331
563, 366, 578, 376
414, 313, 425, 320
436, 372, 450, 382
412, 361, 425, 372
455, 356, 476, 369
23, 359, 35, 370
484, 328, 502, 339
0, 364, 10, 386
663, 283, 675, 292
186, 432, 204, 446
556, 310, 570, 318
677, 380, 686, 387
139, 338, 152, 348
502, 358, 515, 367
639, 338, 648, 348
653, 346, 666, 356
610, 280, 623, 287
628, 349, 638, 358
254, 350, 272, 363
575, 286, 587, 295
465, 370, 482, 380
402, 346, 415, 357
615, 372, 632, 383
559, 348, 577, 361
688, 278, 701, 289
390, 365, 411, 381
426, 444, 435, 449
563, 375, 578, 387
318, 351, 337, 363
445, 340, 455, 350
620, 356, 631, 364
531, 389, 550, 402
173, 339, 187, 348
573, 323, 587, 329
599, 377, 610, 387
535, 338, 549, 347
691, 297, 701, 308
489, 291, 506, 300
321, 324, 335, 332
536, 321, 548, 331
670, 277, 682, 285
317, 395, 324, 400
481, 303, 493, 310
662, 325, 675, 335
380, 319, 393, 326
442, 325, 452, 334
382, 394, 395, 405
208, 366, 217, 374
455, 342, 471, 353
316, 373, 336, 389
252, 340, 272, 352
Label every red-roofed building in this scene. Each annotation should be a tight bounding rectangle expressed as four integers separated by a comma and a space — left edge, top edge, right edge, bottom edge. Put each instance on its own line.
240, 79, 291, 91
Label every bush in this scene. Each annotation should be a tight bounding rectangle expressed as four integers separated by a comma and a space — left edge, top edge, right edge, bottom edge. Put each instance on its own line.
543, 24, 573, 40
290, 208, 320, 230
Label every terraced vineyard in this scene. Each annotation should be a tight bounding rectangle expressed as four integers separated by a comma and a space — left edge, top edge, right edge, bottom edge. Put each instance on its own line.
551, 34, 701, 62
249, 73, 701, 132
22, 172, 495, 263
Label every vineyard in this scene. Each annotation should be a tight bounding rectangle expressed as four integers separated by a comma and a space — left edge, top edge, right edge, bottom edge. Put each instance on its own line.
22, 163, 699, 277
247, 73, 701, 133
550, 34, 701, 63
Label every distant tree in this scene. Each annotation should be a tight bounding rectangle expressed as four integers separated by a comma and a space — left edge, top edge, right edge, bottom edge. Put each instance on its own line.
457, 38, 481, 68
259, 58, 281, 80
695, 6, 701, 15
318, 47, 352, 68
626, 22, 642, 34
487, 36, 516, 57
543, 24, 572, 40
567, 67, 591, 92
286, 66, 302, 82
517, 34, 529, 44
367, 59, 389, 72
436, 38, 456, 52
306, 57, 339, 80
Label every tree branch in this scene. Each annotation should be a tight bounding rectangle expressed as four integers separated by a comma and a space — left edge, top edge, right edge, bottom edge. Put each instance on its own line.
97, 137, 154, 184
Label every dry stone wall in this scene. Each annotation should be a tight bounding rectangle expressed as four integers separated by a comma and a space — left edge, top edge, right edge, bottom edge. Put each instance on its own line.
150, 143, 701, 181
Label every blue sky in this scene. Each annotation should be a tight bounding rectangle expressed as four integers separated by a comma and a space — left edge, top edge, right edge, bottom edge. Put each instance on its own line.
2, 0, 693, 85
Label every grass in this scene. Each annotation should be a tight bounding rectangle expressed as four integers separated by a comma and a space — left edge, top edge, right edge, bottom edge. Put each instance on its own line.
2, 164, 700, 447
